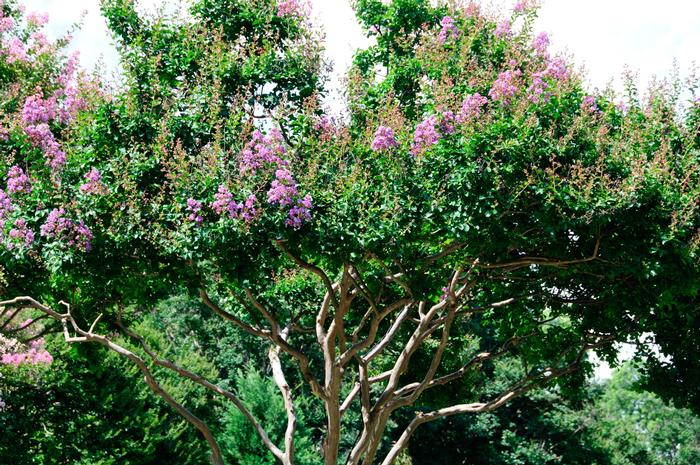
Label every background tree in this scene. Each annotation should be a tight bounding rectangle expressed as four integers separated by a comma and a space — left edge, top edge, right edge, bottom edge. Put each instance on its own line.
1, 1, 699, 465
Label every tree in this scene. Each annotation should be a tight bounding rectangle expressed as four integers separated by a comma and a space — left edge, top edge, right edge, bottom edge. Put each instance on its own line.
2, 1, 699, 465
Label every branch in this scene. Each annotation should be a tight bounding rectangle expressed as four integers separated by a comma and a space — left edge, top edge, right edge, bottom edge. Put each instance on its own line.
268, 327, 297, 465
340, 370, 392, 416
0, 298, 227, 465
380, 337, 613, 465
199, 289, 270, 338
117, 315, 285, 462
243, 288, 325, 398
274, 239, 339, 311
481, 237, 602, 271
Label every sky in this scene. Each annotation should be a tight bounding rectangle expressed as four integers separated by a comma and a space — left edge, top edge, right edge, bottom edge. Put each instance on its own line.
24, 0, 699, 378
26, 0, 700, 95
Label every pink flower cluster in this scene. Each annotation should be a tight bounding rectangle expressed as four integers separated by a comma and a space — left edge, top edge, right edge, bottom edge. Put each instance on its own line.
0, 189, 13, 229
527, 73, 551, 104
40, 208, 93, 252
3, 36, 27, 62
1, 337, 53, 367
267, 169, 298, 206
438, 16, 459, 44
7, 217, 34, 249
580, 95, 599, 114
24, 123, 66, 170
240, 129, 288, 174
532, 32, 549, 56
489, 69, 522, 105
79, 168, 106, 195
286, 194, 312, 230
0, 16, 13, 33
457, 93, 488, 122
277, 0, 302, 17
494, 20, 511, 39
371, 125, 398, 152
30, 31, 51, 55
26, 11, 49, 27
186, 198, 203, 225
22, 94, 57, 125
411, 115, 441, 156
6, 165, 31, 194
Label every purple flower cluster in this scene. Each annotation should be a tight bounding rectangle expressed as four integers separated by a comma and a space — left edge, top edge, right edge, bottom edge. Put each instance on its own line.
210, 129, 312, 229
527, 73, 551, 104
615, 100, 628, 114
489, 69, 522, 105
532, 32, 549, 56
371, 125, 398, 152
411, 115, 440, 156
439, 111, 456, 135
1, 338, 53, 367
514, 0, 536, 13
267, 169, 298, 206
79, 168, 106, 195
494, 20, 511, 39
7, 218, 34, 249
6, 166, 31, 194
240, 129, 288, 174
4, 37, 27, 63
438, 16, 459, 44
22, 94, 57, 125
580, 95, 599, 114
230, 194, 258, 223
0, 189, 12, 229
457, 93, 489, 122
314, 115, 336, 134
40, 208, 93, 252
277, 0, 302, 17
543, 56, 569, 81
21, 94, 68, 171
210, 186, 259, 224
24, 123, 66, 170
286, 194, 313, 230
186, 198, 203, 225
211, 185, 234, 216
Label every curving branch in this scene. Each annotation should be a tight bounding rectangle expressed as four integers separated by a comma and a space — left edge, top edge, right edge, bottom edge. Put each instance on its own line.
116, 314, 285, 463
380, 336, 613, 465
274, 239, 339, 311
0, 298, 226, 465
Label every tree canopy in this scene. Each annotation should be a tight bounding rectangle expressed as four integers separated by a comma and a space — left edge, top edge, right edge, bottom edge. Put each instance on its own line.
1, 0, 699, 464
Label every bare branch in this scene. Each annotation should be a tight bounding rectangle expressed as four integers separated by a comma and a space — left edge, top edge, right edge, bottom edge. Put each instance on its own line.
3, 298, 228, 465
380, 337, 613, 465
200, 289, 270, 338
481, 237, 601, 271
117, 315, 285, 462
274, 239, 339, 310
243, 288, 326, 399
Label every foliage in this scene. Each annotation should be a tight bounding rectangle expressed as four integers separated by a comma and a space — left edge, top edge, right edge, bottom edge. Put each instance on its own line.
0, 315, 218, 465
1, 0, 699, 464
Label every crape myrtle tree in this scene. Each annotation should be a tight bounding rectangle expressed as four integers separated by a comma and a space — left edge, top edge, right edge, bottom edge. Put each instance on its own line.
1, 0, 699, 464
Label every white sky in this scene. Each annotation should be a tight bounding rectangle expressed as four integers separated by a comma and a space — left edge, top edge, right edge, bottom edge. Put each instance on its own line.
25, 0, 697, 379
26, 0, 700, 95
